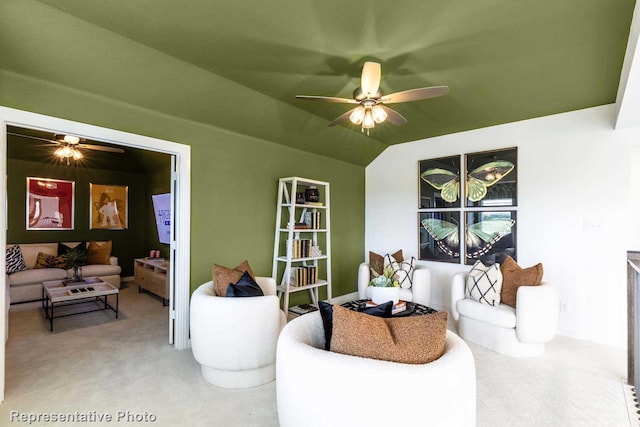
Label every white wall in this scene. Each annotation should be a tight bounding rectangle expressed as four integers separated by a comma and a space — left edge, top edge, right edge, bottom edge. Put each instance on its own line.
366, 104, 640, 349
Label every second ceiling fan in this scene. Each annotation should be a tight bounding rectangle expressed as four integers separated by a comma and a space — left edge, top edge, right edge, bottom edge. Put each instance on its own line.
296, 61, 449, 132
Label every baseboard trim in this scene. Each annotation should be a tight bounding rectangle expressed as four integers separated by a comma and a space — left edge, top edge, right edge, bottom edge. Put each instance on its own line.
122, 276, 135, 283
331, 292, 358, 305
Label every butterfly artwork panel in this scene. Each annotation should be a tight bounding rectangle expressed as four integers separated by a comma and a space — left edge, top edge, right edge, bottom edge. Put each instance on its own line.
419, 211, 461, 263
464, 211, 517, 266
465, 147, 517, 207
418, 155, 462, 209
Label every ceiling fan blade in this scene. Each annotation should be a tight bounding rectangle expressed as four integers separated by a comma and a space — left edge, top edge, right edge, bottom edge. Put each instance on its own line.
361, 61, 381, 96
78, 143, 125, 153
382, 86, 449, 104
380, 106, 407, 125
296, 95, 357, 104
328, 108, 358, 127
7, 132, 58, 145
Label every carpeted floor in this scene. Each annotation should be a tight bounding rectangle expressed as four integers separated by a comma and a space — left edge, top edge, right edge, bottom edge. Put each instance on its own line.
1, 284, 634, 426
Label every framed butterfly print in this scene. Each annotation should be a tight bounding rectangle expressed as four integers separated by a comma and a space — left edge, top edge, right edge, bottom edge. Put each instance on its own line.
464, 211, 517, 265
419, 155, 461, 208
419, 211, 461, 263
465, 147, 517, 207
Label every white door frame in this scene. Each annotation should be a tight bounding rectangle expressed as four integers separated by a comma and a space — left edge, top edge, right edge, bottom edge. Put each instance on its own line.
0, 107, 192, 402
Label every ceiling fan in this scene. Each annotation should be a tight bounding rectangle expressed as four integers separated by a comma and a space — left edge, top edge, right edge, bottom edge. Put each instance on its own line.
296, 61, 449, 133
8, 132, 125, 165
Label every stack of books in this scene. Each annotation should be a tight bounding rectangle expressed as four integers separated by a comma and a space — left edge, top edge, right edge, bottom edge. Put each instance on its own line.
289, 266, 318, 287
365, 300, 407, 315
288, 303, 319, 316
291, 239, 312, 258
304, 211, 322, 229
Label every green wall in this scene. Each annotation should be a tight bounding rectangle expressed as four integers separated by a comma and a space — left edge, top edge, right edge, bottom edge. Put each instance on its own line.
0, 72, 365, 302
6, 159, 148, 276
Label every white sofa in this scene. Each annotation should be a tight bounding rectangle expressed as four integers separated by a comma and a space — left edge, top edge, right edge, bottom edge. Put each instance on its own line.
190, 278, 287, 388
6, 242, 121, 304
276, 311, 476, 427
357, 262, 431, 306
451, 271, 559, 357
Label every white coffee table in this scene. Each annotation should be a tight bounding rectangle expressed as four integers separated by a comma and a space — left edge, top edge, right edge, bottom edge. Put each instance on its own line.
42, 278, 119, 331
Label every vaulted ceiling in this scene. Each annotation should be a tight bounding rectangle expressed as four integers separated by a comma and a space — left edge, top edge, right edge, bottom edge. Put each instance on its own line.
0, 0, 636, 166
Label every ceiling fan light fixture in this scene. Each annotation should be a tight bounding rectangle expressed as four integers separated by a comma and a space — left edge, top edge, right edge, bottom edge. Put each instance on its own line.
62, 135, 80, 144
362, 109, 375, 129
72, 149, 83, 160
55, 146, 73, 158
371, 105, 387, 123
349, 106, 366, 125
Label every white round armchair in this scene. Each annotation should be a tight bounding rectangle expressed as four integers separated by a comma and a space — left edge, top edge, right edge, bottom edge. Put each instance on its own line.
276, 311, 476, 427
190, 278, 287, 388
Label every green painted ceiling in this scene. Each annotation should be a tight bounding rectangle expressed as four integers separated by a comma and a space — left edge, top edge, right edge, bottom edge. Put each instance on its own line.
0, 0, 635, 166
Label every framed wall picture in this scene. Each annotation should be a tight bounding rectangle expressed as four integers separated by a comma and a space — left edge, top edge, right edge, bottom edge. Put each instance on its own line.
419, 211, 461, 263
90, 184, 128, 230
26, 177, 75, 230
465, 147, 517, 207
419, 155, 462, 208
464, 210, 517, 265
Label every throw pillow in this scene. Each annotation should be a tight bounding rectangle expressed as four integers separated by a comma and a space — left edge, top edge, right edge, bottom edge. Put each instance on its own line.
58, 241, 87, 258
359, 300, 394, 317
500, 256, 544, 307
466, 260, 503, 306
226, 271, 264, 297
5, 245, 26, 274
319, 301, 395, 351
369, 250, 403, 276
330, 305, 448, 364
35, 252, 67, 269
384, 254, 416, 289
318, 301, 334, 350
86, 241, 112, 265
212, 260, 255, 297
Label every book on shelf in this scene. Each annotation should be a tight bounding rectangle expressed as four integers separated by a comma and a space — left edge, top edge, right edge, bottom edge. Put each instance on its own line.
306, 201, 323, 206
293, 222, 309, 229
365, 299, 407, 314
304, 211, 322, 229
289, 238, 312, 258
289, 266, 318, 287
288, 303, 319, 316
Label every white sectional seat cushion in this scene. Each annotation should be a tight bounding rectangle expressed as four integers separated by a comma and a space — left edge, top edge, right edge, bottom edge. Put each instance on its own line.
8, 268, 67, 286
456, 298, 517, 329
21, 244, 58, 269
73, 264, 121, 278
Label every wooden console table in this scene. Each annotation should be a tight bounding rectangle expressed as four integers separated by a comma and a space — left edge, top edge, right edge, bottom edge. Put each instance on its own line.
134, 258, 169, 306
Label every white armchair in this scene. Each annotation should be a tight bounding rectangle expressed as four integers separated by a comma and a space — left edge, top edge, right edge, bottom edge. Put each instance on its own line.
276, 311, 476, 427
190, 277, 287, 388
358, 262, 431, 306
451, 272, 559, 357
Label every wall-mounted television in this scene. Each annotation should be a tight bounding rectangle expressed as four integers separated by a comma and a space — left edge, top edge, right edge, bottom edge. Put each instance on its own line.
152, 193, 171, 244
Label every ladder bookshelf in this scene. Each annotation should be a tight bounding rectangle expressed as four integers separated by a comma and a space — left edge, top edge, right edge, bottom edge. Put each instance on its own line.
272, 177, 332, 314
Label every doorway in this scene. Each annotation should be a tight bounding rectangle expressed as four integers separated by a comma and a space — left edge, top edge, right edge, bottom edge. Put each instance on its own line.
0, 107, 191, 402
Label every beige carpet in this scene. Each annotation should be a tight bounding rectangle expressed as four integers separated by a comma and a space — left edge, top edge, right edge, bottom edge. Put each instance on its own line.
1, 285, 634, 426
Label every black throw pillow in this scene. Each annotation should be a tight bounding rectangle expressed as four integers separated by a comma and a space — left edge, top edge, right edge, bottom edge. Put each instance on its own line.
58, 241, 87, 258
226, 271, 265, 297
359, 300, 394, 318
318, 301, 334, 350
